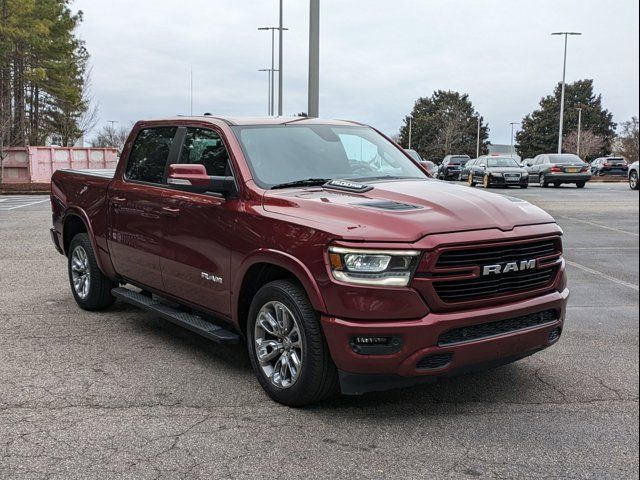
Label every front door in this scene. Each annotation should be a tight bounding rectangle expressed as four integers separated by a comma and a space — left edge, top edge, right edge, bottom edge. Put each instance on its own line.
160, 126, 236, 316
107, 126, 178, 291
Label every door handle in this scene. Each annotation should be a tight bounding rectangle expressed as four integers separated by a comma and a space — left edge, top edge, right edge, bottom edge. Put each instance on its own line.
162, 207, 180, 217
111, 197, 126, 208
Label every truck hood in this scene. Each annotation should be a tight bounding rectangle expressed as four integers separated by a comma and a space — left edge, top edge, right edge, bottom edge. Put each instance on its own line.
262, 179, 556, 242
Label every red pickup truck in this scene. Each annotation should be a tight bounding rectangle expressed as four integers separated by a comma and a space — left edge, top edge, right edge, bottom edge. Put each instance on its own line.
50, 116, 569, 406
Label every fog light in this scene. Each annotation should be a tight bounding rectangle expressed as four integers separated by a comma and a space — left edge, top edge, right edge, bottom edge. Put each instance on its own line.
349, 336, 402, 355
548, 327, 561, 343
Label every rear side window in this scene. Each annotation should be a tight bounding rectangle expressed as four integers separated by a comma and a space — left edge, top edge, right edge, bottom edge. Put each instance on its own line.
179, 128, 232, 177
126, 127, 177, 184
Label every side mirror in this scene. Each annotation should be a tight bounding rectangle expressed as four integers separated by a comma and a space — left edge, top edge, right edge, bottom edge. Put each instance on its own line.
167, 164, 237, 197
167, 164, 211, 193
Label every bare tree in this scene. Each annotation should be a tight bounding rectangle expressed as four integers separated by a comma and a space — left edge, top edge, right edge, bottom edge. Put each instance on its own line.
615, 117, 639, 162
90, 123, 130, 154
563, 130, 605, 161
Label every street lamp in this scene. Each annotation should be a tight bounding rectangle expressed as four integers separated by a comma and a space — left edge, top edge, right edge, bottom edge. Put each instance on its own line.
259, 26, 288, 116
510, 122, 520, 158
476, 116, 481, 159
576, 107, 583, 157
308, 0, 320, 117
551, 31, 582, 154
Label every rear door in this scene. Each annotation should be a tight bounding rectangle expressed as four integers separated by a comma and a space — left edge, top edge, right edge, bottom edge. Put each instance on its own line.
107, 126, 179, 291
160, 126, 237, 316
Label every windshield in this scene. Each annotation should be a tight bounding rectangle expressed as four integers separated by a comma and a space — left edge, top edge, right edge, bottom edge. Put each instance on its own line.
549, 154, 584, 164
231, 124, 426, 188
487, 158, 519, 167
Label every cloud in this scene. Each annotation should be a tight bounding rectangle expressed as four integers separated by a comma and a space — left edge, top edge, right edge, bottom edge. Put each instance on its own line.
74, 0, 639, 144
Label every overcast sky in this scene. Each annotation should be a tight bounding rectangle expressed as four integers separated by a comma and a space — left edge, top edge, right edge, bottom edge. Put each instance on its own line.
73, 0, 639, 144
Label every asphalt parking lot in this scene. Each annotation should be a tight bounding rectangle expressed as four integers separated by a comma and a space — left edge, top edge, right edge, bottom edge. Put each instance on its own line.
0, 183, 638, 480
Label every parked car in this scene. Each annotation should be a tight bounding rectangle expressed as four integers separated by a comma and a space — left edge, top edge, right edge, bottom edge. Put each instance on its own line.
438, 155, 470, 180
590, 157, 629, 176
459, 158, 478, 182
629, 161, 639, 190
524, 153, 591, 188
468, 156, 529, 189
50, 116, 568, 406
405, 149, 438, 178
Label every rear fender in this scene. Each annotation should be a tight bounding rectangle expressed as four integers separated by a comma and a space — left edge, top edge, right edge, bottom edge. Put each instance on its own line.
63, 208, 116, 278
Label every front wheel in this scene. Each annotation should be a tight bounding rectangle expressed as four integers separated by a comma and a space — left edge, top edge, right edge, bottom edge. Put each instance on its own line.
468, 175, 476, 187
483, 175, 490, 188
520, 184, 528, 189
247, 279, 339, 406
68, 233, 116, 310
630, 171, 639, 190
576, 182, 586, 189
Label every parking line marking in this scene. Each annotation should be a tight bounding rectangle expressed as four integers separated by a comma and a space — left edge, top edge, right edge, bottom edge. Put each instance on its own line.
560, 216, 639, 237
2, 199, 49, 210
565, 260, 639, 291
568, 247, 639, 251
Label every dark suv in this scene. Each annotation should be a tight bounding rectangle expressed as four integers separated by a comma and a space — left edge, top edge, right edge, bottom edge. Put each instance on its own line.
438, 155, 470, 180
590, 157, 629, 177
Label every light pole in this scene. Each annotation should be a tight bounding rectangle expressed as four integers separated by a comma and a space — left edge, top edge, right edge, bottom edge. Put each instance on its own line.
308, 0, 320, 117
510, 122, 520, 158
576, 107, 583, 157
259, 26, 288, 116
476, 116, 481, 159
278, 0, 284, 116
258, 69, 273, 115
552, 31, 582, 154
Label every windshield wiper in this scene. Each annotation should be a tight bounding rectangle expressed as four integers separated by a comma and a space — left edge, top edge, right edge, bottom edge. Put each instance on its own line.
270, 178, 331, 190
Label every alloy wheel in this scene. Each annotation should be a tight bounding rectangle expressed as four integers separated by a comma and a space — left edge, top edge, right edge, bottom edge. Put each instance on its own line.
631, 172, 638, 190
254, 301, 303, 389
71, 245, 91, 299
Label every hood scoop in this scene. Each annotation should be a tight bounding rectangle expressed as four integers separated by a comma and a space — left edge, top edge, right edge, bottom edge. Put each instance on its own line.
323, 179, 374, 193
353, 200, 422, 211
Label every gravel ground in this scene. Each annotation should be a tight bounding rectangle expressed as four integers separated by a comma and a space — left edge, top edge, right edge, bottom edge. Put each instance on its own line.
0, 182, 638, 480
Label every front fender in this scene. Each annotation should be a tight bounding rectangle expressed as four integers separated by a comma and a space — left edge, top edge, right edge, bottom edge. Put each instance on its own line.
232, 248, 327, 317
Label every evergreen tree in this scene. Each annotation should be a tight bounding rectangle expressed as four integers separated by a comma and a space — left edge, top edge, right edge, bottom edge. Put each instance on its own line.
516, 79, 616, 159
398, 91, 490, 162
0, 0, 92, 148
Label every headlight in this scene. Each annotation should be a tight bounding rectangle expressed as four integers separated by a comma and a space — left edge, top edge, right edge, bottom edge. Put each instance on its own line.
328, 247, 421, 287
491, 172, 503, 177
522, 172, 529, 178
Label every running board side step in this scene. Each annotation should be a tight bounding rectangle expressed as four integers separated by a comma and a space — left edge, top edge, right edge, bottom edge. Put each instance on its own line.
112, 287, 240, 344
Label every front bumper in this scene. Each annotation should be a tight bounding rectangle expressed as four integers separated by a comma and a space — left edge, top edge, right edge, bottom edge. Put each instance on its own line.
321, 288, 569, 395
488, 175, 529, 186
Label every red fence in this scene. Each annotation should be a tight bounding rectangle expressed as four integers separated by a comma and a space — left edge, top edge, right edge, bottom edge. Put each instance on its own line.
1, 147, 118, 191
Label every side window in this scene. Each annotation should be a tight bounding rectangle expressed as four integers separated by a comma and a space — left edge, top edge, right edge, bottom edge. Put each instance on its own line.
126, 127, 177, 184
179, 127, 231, 177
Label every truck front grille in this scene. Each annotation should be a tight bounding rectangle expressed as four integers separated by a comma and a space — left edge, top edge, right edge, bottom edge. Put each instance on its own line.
434, 267, 557, 303
436, 239, 558, 268
438, 309, 559, 346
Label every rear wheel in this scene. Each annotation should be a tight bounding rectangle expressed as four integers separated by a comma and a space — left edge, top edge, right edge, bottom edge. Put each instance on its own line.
630, 171, 639, 190
540, 173, 549, 188
247, 279, 339, 406
553, 182, 561, 188
576, 182, 586, 189
68, 233, 116, 310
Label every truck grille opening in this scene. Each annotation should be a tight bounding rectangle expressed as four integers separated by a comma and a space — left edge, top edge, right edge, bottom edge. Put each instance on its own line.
438, 309, 558, 346
416, 352, 454, 370
434, 267, 557, 303
436, 240, 558, 268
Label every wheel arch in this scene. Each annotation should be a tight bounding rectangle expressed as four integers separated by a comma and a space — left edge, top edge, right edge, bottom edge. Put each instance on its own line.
233, 250, 327, 335
62, 210, 110, 275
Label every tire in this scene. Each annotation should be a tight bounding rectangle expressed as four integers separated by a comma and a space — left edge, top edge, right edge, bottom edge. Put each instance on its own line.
553, 182, 561, 188
520, 184, 528, 189
576, 182, 586, 189
483, 175, 490, 189
68, 233, 116, 310
630, 171, 639, 190
468, 174, 476, 187
247, 279, 339, 407
540, 173, 549, 188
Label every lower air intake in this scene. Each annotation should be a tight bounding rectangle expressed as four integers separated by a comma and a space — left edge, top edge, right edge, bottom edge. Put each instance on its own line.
416, 352, 454, 370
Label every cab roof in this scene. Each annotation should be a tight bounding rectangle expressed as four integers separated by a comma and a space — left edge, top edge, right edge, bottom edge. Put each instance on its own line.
144, 116, 366, 127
